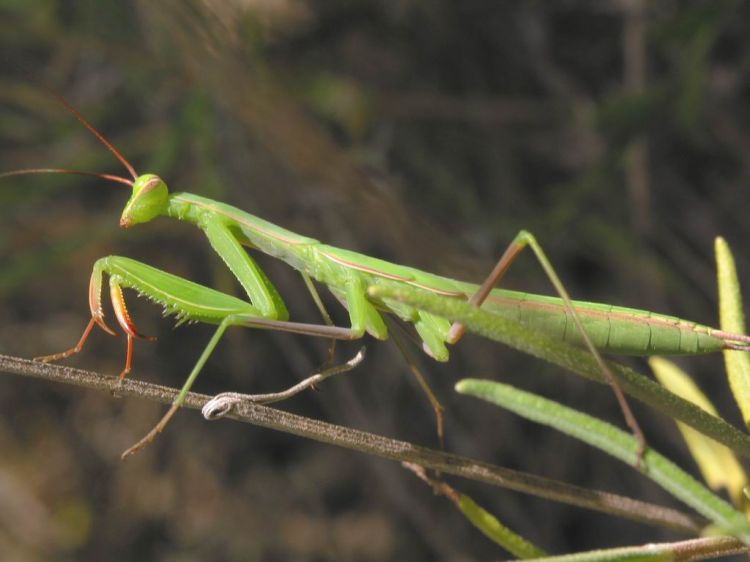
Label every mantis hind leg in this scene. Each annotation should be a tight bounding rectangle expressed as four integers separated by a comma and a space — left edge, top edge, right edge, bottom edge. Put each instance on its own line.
446, 229, 646, 461
202, 347, 367, 420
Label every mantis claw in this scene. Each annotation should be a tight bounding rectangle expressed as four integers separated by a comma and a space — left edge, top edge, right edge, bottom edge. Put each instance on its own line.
89, 265, 117, 336
109, 279, 156, 380
110, 280, 155, 340
36, 267, 160, 374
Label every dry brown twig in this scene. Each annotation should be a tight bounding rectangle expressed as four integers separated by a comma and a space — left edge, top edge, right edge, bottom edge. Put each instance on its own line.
0, 352, 705, 534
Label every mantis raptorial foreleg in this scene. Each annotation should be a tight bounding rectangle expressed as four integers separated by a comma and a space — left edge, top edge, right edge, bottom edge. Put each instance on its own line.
34, 270, 158, 380
446, 230, 646, 457
203, 220, 289, 320
54, 255, 374, 457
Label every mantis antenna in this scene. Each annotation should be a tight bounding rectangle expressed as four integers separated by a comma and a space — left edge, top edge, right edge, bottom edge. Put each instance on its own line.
0, 168, 133, 187
52, 94, 139, 181
0, 94, 139, 188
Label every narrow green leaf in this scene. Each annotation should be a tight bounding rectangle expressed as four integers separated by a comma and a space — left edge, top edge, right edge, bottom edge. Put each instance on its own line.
456, 493, 546, 558
405, 461, 548, 558
650, 357, 749, 508
715, 236, 750, 429
456, 378, 750, 543
367, 284, 750, 459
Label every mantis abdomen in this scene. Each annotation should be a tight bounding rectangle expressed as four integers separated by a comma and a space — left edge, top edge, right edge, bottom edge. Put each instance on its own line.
313, 244, 730, 357
482, 290, 725, 356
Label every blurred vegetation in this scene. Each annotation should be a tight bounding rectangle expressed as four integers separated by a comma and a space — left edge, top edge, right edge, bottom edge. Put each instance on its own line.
2, 0, 750, 559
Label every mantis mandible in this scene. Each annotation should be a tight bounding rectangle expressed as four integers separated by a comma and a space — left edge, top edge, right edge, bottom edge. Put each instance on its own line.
4, 97, 750, 459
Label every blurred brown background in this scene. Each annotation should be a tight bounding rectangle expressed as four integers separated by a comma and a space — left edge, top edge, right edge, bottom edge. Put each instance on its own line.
1, 1, 750, 559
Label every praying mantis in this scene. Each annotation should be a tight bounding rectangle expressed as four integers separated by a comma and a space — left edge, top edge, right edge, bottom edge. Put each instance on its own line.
4, 97, 750, 459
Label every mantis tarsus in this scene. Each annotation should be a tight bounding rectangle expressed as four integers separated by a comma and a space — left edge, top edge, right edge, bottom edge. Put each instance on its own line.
4, 97, 750, 459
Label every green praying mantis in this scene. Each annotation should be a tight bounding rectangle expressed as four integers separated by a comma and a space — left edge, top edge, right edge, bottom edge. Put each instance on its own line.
4, 96, 750, 459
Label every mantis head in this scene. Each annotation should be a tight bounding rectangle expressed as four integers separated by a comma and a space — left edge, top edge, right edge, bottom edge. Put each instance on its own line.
120, 174, 169, 228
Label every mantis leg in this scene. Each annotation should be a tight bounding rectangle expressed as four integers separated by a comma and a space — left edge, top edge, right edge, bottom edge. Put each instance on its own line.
91, 256, 389, 458
34, 259, 156, 379
328, 279, 448, 445
39, 248, 390, 457
204, 220, 289, 320
300, 272, 338, 365
34, 318, 100, 363
37, 220, 291, 378
385, 317, 446, 447
445, 230, 646, 458
201, 347, 367, 419
121, 311, 368, 459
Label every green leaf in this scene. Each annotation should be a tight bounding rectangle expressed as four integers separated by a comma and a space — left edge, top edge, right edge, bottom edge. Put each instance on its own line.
367, 284, 750, 459
650, 357, 748, 508
456, 378, 750, 543
453, 492, 547, 558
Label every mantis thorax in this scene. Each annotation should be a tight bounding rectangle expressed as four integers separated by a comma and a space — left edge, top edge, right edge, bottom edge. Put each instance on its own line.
120, 173, 169, 228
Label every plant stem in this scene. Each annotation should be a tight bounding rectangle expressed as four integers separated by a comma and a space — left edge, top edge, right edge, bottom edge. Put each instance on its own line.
0, 353, 703, 533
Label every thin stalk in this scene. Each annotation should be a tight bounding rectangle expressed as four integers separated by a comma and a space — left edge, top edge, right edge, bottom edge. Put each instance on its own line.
0, 353, 702, 533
